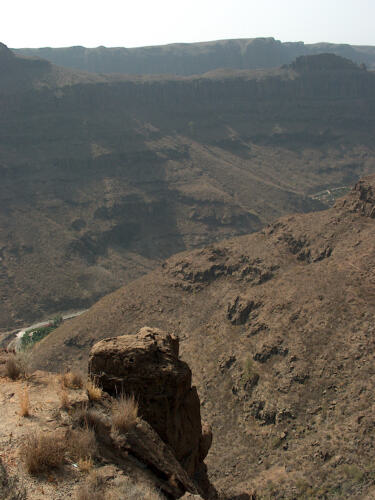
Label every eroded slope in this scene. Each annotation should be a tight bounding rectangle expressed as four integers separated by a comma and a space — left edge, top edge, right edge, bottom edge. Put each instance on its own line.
32, 176, 375, 497
1, 47, 375, 329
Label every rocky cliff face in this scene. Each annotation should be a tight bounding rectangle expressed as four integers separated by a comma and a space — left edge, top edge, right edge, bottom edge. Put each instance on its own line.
14, 37, 375, 75
89, 327, 212, 480
0, 42, 51, 86
335, 175, 375, 217
88, 327, 214, 497
0, 42, 13, 60
0, 48, 375, 330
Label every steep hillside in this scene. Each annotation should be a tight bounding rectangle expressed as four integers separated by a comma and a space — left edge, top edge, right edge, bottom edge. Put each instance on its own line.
1, 46, 375, 329
14, 37, 375, 75
0, 331, 216, 499
32, 176, 375, 497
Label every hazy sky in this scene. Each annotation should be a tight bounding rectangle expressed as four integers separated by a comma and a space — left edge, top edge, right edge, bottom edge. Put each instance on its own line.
3, 0, 375, 48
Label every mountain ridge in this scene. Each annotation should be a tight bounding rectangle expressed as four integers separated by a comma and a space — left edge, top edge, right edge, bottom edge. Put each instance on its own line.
14, 37, 375, 75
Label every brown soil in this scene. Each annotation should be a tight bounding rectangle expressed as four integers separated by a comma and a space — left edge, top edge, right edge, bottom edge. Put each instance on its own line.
0, 370, 90, 499
0, 361, 205, 499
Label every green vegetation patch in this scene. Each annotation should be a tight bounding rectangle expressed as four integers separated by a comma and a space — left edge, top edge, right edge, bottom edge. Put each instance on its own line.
20, 316, 63, 350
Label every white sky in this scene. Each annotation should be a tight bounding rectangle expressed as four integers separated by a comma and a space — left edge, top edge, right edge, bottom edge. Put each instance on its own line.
3, 0, 375, 48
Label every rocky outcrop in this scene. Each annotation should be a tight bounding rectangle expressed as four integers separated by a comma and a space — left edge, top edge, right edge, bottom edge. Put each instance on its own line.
0, 42, 14, 62
88, 327, 211, 480
165, 249, 276, 293
0, 43, 50, 94
227, 296, 260, 325
88, 407, 201, 498
336, 175, 375, 218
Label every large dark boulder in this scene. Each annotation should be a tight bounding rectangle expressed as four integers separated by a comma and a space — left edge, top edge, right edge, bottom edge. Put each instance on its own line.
88, 327, 211, 478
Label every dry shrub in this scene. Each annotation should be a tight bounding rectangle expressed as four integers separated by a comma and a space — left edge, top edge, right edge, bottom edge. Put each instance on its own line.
76, 483, 104, 500
71, 404, 89, 426
67, 428, 97, 462
61, 371, 84, 389
78, 457, 94, 473
76, 472, 164, 500
15, 350, 32, 379
76, 470, 107, 500
112, 394, 138, 433
5, 356, 21, 380
84, 409, 108, 434
19, 386, 30, 417
86, 380, 102, 401
105, 477, 164, 500
0, 458, 26, 500
48, 373, 61, 389
60, 388, 70, 409
6, 350, 33, 381
72, 406, 109, 434
21, 432, 66, 474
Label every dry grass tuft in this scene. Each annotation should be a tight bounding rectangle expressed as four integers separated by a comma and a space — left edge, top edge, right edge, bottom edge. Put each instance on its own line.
15, 350, 32, 380
78, 457, 94, 473
19, 386, 30, 417
67, 428, 97, 463
71, 405, 109, 434
21, 432, 66, 475
76, 470, 107, 500
60, 388, 70, 409
105, 477, 165, 500
61, 371, 84, 389
85, 409, 109, 433
76, 483, 103, 500
48, 373, 61, 389
5, 356, 21, 380
71, 404, 90, 427
86, 380, 102, 401
76, 470, 164, 500
111, 394, 138, 434
0, 458, 27, 500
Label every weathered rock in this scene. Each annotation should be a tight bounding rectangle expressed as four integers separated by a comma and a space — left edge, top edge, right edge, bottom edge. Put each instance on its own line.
335, 175, 375, 218
88, 327, 210, 479
253, 340, 289, 363
111, 418, 200, 498
227, 296, 260, 325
